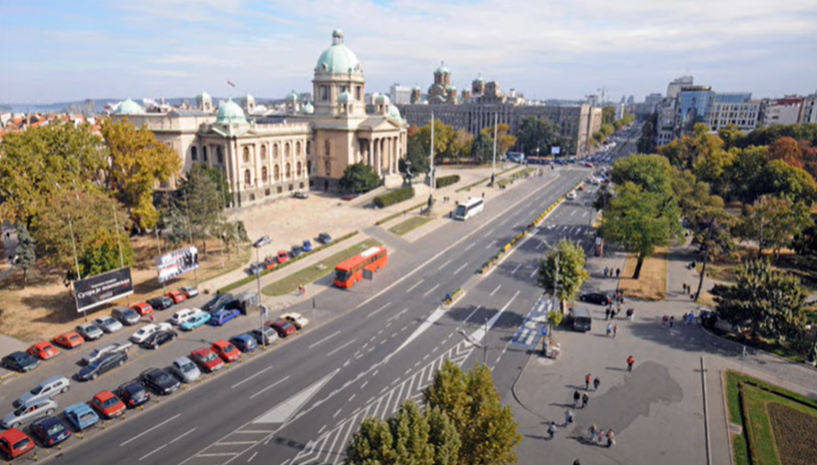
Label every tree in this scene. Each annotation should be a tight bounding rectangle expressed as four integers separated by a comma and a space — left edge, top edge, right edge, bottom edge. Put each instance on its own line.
515, 116, 563, 156
426, 406, 461, 465
725, 145, 768, 202
15, 224, 36, 289
537, 239, 590, 310
345, 417, 396, 465
479, 124, 516, 159
601, 106, 616, 126
717, 124, 747, 150
768, 136, 804, 169
751, 159, 817, 203
406, 135, 430, 174
735, 195, 813, 261
659, 123, 724, 171
100, 118, 182, 230
471, 132, 494, 165
176, 164, 229, 254
713, 260, 807, 342
388, 401, 434, 465
414, 120, 457, 164
611, 154, 674, 195
339, 163, 382, 193
449, 129, 474, 163
78, 228, 135, 277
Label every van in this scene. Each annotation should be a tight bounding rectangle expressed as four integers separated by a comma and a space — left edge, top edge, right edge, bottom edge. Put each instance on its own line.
569, 307, 592, 332
13, 376, 71, 408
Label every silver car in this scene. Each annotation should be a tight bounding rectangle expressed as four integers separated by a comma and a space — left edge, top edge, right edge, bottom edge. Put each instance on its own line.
170, 357, 201, 384
2, 398, 57, 429
75, 323, 104, 341
82, 342, 132, 365
94, 316, 123, 333
112, 307, 141, 326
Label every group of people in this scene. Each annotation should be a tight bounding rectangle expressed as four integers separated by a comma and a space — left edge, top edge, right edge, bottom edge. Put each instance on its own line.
602, 267, 621, 278
548, 374, 617, 448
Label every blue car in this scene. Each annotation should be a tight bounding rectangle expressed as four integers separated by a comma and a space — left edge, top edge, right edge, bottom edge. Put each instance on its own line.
302, 240, 313, 252
64, 402, 99, 431
229, 334, 257, 353
209, 309, 241, 326
180, 312, 211, 331
30, 417, 71, 447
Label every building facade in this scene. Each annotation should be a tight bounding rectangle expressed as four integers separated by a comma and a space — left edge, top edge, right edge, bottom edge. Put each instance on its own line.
760, 97, 804, 127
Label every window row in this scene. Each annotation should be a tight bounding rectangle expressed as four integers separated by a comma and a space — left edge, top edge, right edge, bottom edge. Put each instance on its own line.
242, 162, 306, 186
191, 146, 224, 163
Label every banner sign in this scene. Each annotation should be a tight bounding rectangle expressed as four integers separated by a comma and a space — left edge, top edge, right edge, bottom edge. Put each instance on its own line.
156, 246, 200, 283
551, 146, 561, 155
74, 267, 134, 313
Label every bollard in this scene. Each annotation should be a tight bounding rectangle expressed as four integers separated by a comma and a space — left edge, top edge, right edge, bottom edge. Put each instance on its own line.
33, 452, 38, 461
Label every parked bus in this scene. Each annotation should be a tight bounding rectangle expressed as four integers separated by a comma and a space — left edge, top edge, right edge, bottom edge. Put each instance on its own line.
453, 198, 484, 221
334, 246, 388, 289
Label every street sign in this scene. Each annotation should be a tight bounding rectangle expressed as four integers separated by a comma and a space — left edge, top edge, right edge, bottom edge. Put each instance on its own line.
541, 326, 549, 337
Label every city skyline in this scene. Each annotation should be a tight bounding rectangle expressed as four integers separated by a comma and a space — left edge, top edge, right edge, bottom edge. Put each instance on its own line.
2, 0, 817, 105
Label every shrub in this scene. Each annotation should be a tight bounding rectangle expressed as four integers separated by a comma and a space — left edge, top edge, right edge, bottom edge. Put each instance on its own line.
373, 186, 415, 209
435, 175, 461, 189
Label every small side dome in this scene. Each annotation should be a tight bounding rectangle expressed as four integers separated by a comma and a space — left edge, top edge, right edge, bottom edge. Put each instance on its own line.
375, 94, 390, 105
196, 91, 211, 100
303, 102, 315, 115
285, 90, 299, 103
338, 91, 352, 103
216, 99, 247, 125
435, 62, 449, 74
413, 84, 421, 91
447, 85, 457, 91
388, 105, 402, 121
472, 76, 484, 85
115, 98, 145, 115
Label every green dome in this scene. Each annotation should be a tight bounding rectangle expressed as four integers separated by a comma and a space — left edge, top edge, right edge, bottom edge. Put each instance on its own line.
115, 98, 144, 115
435, 63, 449, 74
196, 91, 211, 100
338, 91, 352, 103
388, 105, 401, 121
216, 99, 247, 125
303, 102, 314, 115
447, 85, 457, 91
472, 76, 484, 84
375, 94, 390, 104
285, 90, 299, 103
315, 30, 362, 75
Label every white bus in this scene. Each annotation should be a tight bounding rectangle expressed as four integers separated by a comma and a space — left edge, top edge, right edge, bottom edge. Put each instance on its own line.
454, 198, 484, 220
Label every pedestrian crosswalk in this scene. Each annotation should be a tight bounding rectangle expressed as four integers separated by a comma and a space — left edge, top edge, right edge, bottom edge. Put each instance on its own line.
509, 299, 551, 350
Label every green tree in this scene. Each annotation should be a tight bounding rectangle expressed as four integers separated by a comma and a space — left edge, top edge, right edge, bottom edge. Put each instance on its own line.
515, 116, 563, 156
735, 195, 813, 261
725, 146, 768, 202
659, 123, 724, 171
346, 417, 395, 465
713, 260, 807, 341
15, 224, 36, 289
717, 124, 747, 150
78, 228, 135, 277
601, 106, 616, 126
537, 239, 590, 310
414, 120, 457, 164
752, 160, 817, 203
339, 163, 382, 194
480, 123, 517, 158
389, 401, 434, 465
406, 135, 430, 174
426, 406, 461, 465
611, 154, 674, 195
449, 129, 474, 163
176, 163, 229, 254
471, 132, 494, 165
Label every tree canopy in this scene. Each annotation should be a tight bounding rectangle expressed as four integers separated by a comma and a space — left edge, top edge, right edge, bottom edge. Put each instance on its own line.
515, 116, 563, 156
339, 163, 382, 193
537, 239, 590, 308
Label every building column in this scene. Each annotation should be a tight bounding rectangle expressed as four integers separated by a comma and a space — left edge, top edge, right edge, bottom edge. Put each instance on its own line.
368, 139, 374, 167
375, 138, 382, 177
391, 137, 397, 174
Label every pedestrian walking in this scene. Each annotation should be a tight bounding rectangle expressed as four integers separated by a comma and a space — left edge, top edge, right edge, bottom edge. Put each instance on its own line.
604, 267, 609, 277
662, 315, 669, 326
588, 424, 599, 441
573, 390, 581, 408
682, 282, 687, 293
626, 308, 634, 320
581, 393, 589, 408
565, 409, 574, 425
593, 376, 600, 391
597, 428, 605, 444
626, 355, 635, 372
615, 268, 620, 278
605, 307, 611, 320
613, 324, 619, 339
585, 374, 592, 391
616, 302, 622, 315
547, 421, 557, 439
607, 429, 615, 448
606, 323, 613, 337
669, 316, 675, 328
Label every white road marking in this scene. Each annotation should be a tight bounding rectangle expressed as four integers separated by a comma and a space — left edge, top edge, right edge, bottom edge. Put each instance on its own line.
582, 211, 589, 217
387, 308, 408, 322
490, 284, 502, 297
249, 376, 291, 400
326, 338, 358, 357
139, 444, 167, 461
380, 339, 387, 345
309, 330, 341, 349
406, 279, 425, 293
498, 218, 509, 226
120, 413, 180, 446
373, 370, 379, 377
318, 424, 327, 434
570, 210, 576, 217
197, 453, 237, 457
391, 332, 398, 338
486, 242, 496, 250
530, 268, 538, 279
253, 371, 337, 423
437, 259, 453, 271
453, 262, 468, 274
247, 452, 258, 463
344, 359, 350, 367
423, 283, 441, 297
361, 381, 368, 389
215, 441, 257, 446
577, 240, 582, 247
465, 242, 476, 251
170, 428, 197, 445
536, 241, 545, 250
349, 394, 356, 402
367, 302, 392, 318
486, 227, 497, 236
231, 366, 273, 389
512, 264, 521, 275
385, 321, 393, 328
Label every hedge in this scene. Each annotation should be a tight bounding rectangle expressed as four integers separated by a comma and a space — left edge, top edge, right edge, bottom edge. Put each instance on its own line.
373, 186, 415, 209
435, 175, 461, 189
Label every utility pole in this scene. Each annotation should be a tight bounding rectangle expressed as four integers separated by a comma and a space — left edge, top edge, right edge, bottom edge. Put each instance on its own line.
429, 112, 435, 211
545, 254, 559, 356
491, 112, 498, 185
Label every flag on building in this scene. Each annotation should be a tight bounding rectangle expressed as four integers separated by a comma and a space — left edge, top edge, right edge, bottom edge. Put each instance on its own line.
227, 80, 236, 88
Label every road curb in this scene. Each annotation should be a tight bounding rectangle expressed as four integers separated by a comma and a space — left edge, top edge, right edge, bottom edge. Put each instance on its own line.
510, 343, 549, 422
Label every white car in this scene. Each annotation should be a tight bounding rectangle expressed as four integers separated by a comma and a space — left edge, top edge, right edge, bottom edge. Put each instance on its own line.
171, 308, 201, 326
566, 191, 577, 200
129, 323, 172, 344
82, 342, 132, 365
281, 312, 309, 330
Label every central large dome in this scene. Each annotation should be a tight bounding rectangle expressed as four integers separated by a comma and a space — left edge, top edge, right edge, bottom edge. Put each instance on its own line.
315, 29, 362, 75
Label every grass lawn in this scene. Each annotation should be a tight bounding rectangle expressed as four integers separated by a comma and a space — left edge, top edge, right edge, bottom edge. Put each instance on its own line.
388, 216, 433, 236
617, 248, 668, 301
262, 239, 381, 296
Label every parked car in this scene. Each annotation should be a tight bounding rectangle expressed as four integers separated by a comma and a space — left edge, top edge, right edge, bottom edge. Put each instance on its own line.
341, 194, 357, 201
30, 417, 71, 447
75, 323, 104, 341
579, 292, 612, 306
148, 296, 174, 311
203, 293, 239, 315
181, 286, 199, 298
27, 342, 59, 360
82, 342, 131, 365
63, 402, 99, 431
180, 312, 211, 331
249, 262, 266, 275
13, 376, 70, 408
0, 428, 35, 460
281, 312, 309, 330
141, 330, 178, 350
53, 332, 85, 349
140, 368, 180, 395
2, 398, 57, 429
269, 320, 297, 338
130, 302, 154, 316
190, 347, 224, 373
77, 351, 128, 381
292, 191, 309, 199
566, 191, 577, 200
253, 235, 272, 248
210, 309, 241, 326
291, 245, 303, 258
93, 316, 123, 333
170, 357, 201, 383
249, 327, 279, 346
116, 382, 151, 408
276, 250, 290, 264
164, 290, 187, 304
130, 323, 172, 343
91, 390, 126, 418
302, 240, 313, 252
211, 340, 241, 363
1, 351, 40, 373
171, 308, 200, 325
229, 334, 257, 353
318, 233, 333, 244
263, 256, 278, 270
112, 307, 141, 326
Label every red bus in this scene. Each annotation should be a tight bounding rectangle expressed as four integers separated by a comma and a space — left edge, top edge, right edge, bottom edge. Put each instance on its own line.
334, 246, 388, 289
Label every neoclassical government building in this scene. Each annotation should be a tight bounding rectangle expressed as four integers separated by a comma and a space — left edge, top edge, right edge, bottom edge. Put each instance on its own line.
113, 30, 407, 208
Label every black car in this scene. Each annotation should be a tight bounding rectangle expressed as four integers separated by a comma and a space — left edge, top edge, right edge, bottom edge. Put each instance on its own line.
140, 368, 180, 395
248, 262, 265, 276
30, 416, 71, 447
141, 330, 178, 350
291, 245, 303, 258
77, 351, 128, 381
579, 292, 612, 306
117, 381, 151, 408
2, 351, 41, 373
203, 293, 239, 315
148, 296, 174, 310
318, 233, 332, 244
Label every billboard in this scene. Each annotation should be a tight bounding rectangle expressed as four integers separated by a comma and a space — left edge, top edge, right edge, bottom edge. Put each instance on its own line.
74, 267, 134, 313
551, 147, 561, 155
156, 246, 200, 283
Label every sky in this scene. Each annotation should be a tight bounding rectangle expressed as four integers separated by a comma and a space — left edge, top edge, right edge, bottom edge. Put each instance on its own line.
2, 0, 817, 105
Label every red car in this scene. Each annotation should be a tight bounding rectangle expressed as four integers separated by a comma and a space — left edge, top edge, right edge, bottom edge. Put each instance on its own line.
0, 428, 35, 460
53, 332, 85, 349
130, 302, 154, 316
269, 319, 297, 338
264, 256, 278, 270
91, 390, 126, 418
28, 341, 60, 360
211, 340, 241, 363
164, 290, 187, 304
276, 250, 290, 265
190, 347, 224, 373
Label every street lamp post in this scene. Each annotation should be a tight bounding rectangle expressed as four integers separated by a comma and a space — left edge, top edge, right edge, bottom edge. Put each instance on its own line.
491, 112, 498, 185
252, 236, 271, 348
429, 113, 435, 211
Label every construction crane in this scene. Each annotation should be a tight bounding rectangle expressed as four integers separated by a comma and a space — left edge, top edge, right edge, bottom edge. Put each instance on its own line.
597, 86, 617, 105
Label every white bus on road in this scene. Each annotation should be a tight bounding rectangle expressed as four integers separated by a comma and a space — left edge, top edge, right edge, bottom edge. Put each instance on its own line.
454, 198, 484, 220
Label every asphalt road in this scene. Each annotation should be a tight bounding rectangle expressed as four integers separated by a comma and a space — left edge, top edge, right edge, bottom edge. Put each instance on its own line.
9, 164, 597, 465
